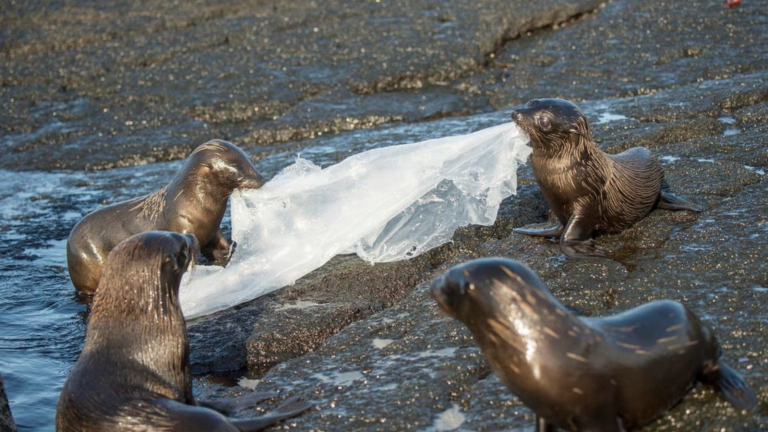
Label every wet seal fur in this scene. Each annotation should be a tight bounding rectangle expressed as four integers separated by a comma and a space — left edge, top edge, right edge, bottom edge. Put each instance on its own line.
432, 258, 756, 432
57, 231, 311, 432
511, 99, 701, 259
67, 140, 265, 294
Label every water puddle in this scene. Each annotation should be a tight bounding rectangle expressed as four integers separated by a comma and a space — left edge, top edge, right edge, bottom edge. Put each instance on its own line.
660, 155, 681, 163
237, 377, 261, 390
372, 338, 395, 349
432, 404, 466, 431
595, 112, 628, 124
311, 370, 365, 387
744, 166, 765, 176
415, 347, 458, 359
718, 115, 741, 136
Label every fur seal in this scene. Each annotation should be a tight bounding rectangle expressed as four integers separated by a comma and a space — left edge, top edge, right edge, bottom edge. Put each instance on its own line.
67, 139, 265, 294
56, 231, 311, 432
511, 99, 701, 259
431, 257, 756, 432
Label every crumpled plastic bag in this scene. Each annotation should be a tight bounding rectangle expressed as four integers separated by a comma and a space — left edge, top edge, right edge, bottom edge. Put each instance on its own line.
180, 122, 531, 318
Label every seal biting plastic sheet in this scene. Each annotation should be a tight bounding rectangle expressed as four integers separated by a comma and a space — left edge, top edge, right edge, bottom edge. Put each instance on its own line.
180, 122, 531, 318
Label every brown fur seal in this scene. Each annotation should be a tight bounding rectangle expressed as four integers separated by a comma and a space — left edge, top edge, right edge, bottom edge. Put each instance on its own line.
56, 231, 311, 432
511, 99, 701, 259
67, 140, 265, 294
432, 258, 756, 432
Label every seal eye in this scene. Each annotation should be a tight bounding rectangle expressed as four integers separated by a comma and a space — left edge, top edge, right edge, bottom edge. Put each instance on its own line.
164, 255, 176, 270
537, 116, 552, 132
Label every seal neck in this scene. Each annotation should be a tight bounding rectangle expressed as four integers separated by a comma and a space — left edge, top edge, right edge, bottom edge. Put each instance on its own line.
86, 265, 191, 400
469, 286, 595, 386
168, 165, 230, 221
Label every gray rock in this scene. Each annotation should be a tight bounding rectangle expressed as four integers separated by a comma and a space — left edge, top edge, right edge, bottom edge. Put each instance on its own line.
0, 375, 17, 432
0, 0, 605, 171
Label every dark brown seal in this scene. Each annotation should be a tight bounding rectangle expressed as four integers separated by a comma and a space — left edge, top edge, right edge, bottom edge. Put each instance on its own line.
56, 231, 311, 432
67, 139, 265, 294
432, 257, 756, 432
511, 98, 701, 259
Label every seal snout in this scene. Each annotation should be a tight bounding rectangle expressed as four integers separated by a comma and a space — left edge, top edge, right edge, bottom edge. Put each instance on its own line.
238, 170, 266, 190
511, 110, 525, 124
431, 271, 473, 318
430, 275, 455, 317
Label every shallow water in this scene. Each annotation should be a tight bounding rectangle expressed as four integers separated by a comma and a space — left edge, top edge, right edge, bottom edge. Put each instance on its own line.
0, 168, 173, 431
0, 110, 510, 431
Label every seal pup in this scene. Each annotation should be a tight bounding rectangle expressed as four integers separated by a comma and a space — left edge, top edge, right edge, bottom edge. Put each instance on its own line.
511, 99, 701, 259
431, 258, 756, 432
67, 139, 266, 294
57, 231, 311, 432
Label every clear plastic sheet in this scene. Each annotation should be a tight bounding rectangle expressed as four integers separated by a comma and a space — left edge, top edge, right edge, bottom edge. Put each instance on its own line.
180, 122, 531, 318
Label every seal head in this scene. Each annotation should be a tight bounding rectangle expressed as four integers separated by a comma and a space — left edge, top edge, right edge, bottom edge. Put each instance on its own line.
432, 258, 756, 432
511, 99, 701, 260
57, 231, 311, 432
512, 98, 591, 154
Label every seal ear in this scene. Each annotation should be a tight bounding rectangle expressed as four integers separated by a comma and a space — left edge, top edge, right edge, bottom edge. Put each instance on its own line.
164, 254, 180, 274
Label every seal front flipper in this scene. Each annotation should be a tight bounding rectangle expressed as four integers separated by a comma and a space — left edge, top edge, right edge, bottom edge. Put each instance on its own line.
514, 222, 564, 238
203, 229, 232, 264
560, 211, 612, 260
658, 191, 702, 212
701, 362, 757, 411
230, 396, 312, 432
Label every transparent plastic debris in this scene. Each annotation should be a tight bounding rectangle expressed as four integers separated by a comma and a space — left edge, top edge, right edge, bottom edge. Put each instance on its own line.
180, 122, 531, 318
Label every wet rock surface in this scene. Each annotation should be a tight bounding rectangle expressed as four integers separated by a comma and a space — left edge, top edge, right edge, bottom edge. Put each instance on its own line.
0, 0, 605, 171
0, 375, 17, 432
0, 0, 766, 430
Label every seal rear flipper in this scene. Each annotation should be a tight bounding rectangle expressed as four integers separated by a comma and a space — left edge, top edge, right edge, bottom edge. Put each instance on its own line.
231, 396, 313, 432
514, 223, 564, 238
658, 191, 702, 212
703, 362, 757, 411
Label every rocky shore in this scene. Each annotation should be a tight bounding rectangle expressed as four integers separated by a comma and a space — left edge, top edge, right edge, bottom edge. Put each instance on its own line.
1, 0, 766, 430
